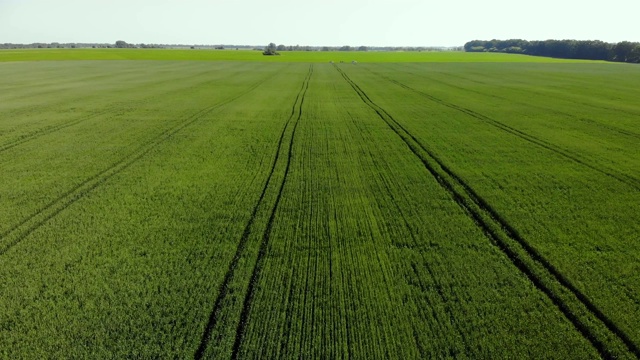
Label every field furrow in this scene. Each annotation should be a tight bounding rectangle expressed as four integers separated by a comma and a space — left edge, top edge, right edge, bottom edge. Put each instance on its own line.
365, 68, 640, 190
0, 61, 225, 117
335, 64, 637, 358
195, 65, 314, 359
389, 63, 640, 176
1, 56, 637, 359
395, 65, 640, 141
352, 62, 640, 323
0, 65, 280, 253
0, 65, 285, 236
230, 65, 314, 358
0, 62, 260, 151
0, 62, 305, 358
420, 63, 640, 119
229, 63, 603, 359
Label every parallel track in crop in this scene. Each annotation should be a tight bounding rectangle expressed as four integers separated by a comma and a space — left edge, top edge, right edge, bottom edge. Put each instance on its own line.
336, 65, 639, 359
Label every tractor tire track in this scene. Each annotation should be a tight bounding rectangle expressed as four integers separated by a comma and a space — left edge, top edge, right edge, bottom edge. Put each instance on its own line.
0, 65, 151, 104
393, 66, 640, 141
0, 72, 276, 256
432, 67, 640, 119
367, 68, 640, 191
230, 65, 313, 360
0, 67, 251, 154
0, 63, 221, 119
0, 111, 109, 153
335, 65, 639, 359
350, 107, 470, 356
194, 65, 313, 360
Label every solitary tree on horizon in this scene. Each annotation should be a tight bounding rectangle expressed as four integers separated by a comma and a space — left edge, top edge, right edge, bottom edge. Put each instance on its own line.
263, 42, 279, 56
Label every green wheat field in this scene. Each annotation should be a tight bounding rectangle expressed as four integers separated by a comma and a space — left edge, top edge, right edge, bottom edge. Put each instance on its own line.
1, 50, 639, 358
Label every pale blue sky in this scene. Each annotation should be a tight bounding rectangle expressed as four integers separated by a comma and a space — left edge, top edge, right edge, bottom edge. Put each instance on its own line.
1, 0, 638, 46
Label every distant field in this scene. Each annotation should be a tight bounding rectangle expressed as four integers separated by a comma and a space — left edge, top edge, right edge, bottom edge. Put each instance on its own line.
0, 48, 604, 63
1, 59, 639, 358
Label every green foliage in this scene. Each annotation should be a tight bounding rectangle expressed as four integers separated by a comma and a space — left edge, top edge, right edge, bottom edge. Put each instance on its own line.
263, 42, 280, 56
115, 40, 131, 48
0, 60, 639, 358
465, 39, 640, 63
0, 48, 600, 63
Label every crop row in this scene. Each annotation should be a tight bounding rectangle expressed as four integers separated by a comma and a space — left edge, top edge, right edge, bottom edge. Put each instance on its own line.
222, 64, 605, 358
0, 63, 285, 237
0, 62, 260, 151
1, 60, 638, 358
338, 63, 640, 357
380, 62, 640, 179
0, 62, 307, 357
195, 65, 314, 359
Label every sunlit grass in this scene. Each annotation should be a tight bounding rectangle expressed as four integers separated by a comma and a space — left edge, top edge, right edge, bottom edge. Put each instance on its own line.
0, 48, 602, 63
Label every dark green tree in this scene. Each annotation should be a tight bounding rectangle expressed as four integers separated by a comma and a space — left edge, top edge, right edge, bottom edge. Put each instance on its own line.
629, 45, 640, 63
263, 42, 279, 56
612, 41, 635, 62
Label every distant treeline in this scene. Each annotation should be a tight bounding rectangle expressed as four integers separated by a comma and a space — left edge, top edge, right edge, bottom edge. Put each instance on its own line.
0, 42, 163, 49
271, 44, 462, 52
464, 39, 640, 63
1, 42, 463, 52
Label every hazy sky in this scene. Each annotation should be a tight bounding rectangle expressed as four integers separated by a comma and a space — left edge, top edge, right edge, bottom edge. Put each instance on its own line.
1, 0, 638, 46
